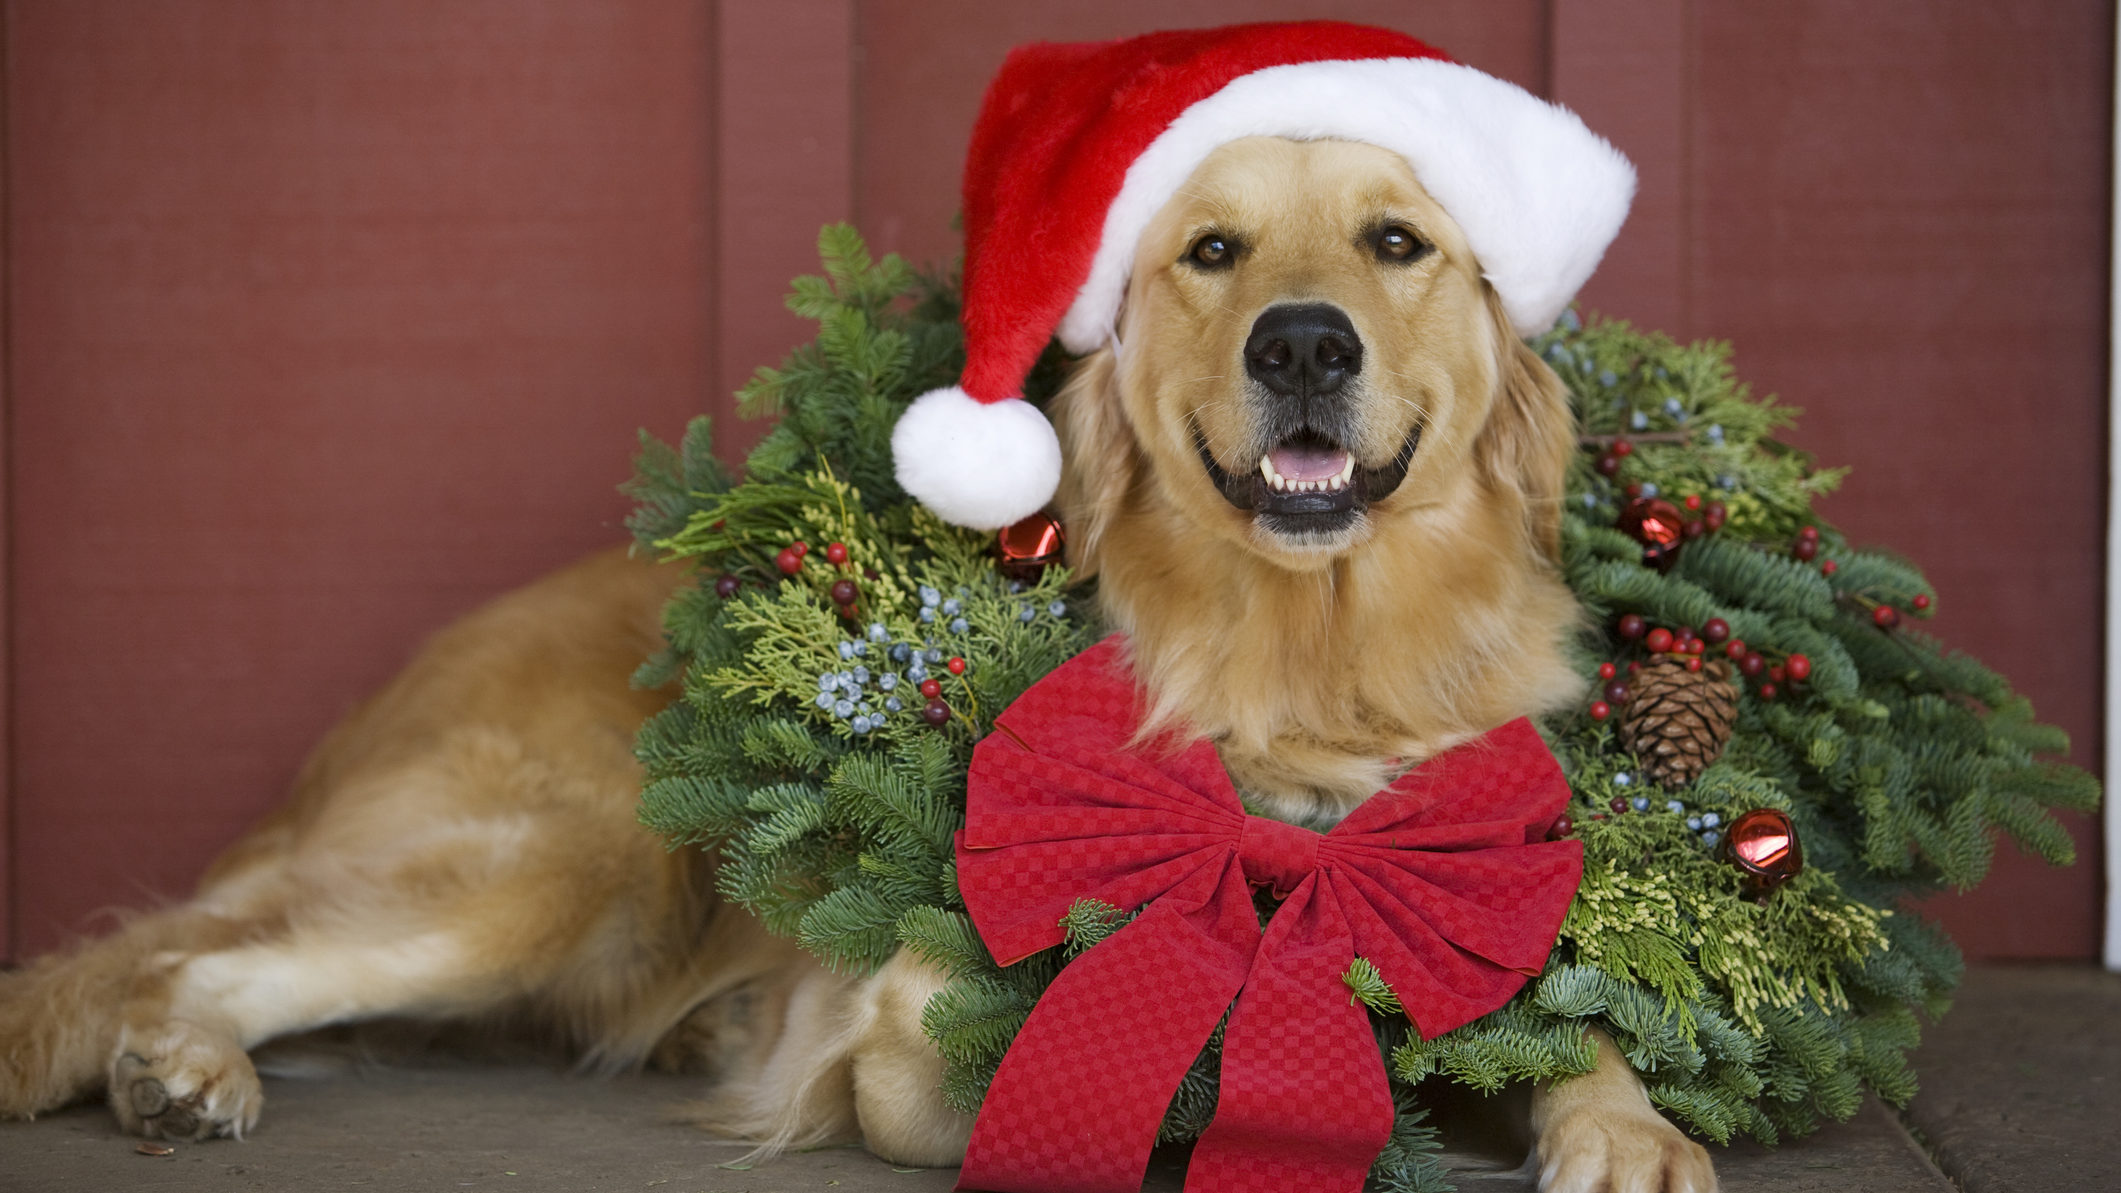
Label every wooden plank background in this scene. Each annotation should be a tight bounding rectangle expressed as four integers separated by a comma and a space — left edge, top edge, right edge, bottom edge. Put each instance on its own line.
2, 0, 2108, 963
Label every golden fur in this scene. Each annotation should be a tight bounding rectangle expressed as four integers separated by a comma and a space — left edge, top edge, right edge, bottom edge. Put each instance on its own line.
0, 137, 1713, 1191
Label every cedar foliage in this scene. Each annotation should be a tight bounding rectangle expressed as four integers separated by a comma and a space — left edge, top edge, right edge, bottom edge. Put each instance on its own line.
628, 226, 2096, 1189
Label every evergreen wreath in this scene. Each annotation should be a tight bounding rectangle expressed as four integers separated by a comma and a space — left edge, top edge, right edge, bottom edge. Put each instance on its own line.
627, 225, 2098, 1191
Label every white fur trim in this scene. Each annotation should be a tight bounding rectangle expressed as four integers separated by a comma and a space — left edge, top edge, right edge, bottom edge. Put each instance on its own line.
892, 388, 1062, 530
1053, 57, 1635, 348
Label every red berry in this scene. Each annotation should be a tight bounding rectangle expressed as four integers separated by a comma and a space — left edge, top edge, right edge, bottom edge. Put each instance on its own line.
1725, 638, 1747, 659
1612, 439, 1635, 458
1874, 605, 1901, 629
1645, 628, 1674, 653
1793, 537, 1818, 562
1596, 454, 1622, 477
714, 574, 741, 598
836, 603, 860, 620
790, 541, 809, 557
1685, 638, 1705, 655
1598, 662, 1617, 680
824, 541, 849, 565
1702, 618, 1730, 645
1759, 682, 1779, 701
1627, 661, 1643, 675
1604, 680, 1631, 705
1912, 594, 1932, 611
1616, 614, 1647, 641
918, 678, 942, 699
1786, 653, 1812, 682
711, 519, 726, 531
1684, 493, 1702, 511
1686, 657, 1703, 672
1675, 625, 1695, 642
922, 699, 952, 727
1704, 502, 1728, 531
1624, 482, 1643, 499
1548, 814, 1574, 840
1740, 651, 1766, 678
1821, 559, 1838, 576
946, 656, 967, 676
1683, 518, 1707, 540
1589, 701, 1612, 721
1609, 797, 1629, 814
775, 549, 803, 575
1768, 664, 1786, 685
829, 579, 859, 606
1798, 525, 1820, 542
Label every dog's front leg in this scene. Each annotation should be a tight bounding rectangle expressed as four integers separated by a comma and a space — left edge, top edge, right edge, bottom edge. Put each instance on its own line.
1530, 1026, 1717, 1193
846, 950, 974, 1167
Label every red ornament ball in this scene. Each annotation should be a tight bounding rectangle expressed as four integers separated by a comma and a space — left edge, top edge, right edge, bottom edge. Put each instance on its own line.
824, 541, 849, 565
775, 548, 803, 575
918, 678, 942, 699
829, 579, 859, 606
1616, 613, 1647, 641
1597, 661, 1617, 680
1912, 594, 1932, 611
1645, 627, 1674, 654
946, 656, 968, 676
998, 511, 1067, 581
1589, 701, 1612, 721
1786, 653, 1812, 682
1616, 496, 1687, 572
1725, 808, 1804, 896
1873, 605, 1901, 629
1702, 618, 1730, 645
714, 574, 741, 599
922, 699, 952, 727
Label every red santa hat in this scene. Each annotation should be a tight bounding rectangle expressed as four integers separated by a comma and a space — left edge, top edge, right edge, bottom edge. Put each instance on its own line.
892, 20, 1635, 530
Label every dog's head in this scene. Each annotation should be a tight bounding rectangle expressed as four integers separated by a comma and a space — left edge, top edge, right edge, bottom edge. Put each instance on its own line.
1053, 136, 1573, 577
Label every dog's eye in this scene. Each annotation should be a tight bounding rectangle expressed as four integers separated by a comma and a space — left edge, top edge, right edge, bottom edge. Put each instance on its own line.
1186, 233, 1235, 270
1374, 225, 1429, 263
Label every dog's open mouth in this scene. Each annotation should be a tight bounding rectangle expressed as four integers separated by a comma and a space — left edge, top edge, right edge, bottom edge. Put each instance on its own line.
1192, 421, 1422, 536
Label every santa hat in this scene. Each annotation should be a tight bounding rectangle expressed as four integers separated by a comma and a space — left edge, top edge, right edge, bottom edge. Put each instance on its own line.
892, 20, 1635, 530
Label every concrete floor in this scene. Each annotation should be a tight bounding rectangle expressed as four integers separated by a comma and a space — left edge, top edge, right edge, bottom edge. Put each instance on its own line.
2, 966, 2110, 1192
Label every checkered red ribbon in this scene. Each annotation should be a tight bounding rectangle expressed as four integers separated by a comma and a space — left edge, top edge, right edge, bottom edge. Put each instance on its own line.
953, 638, 1582, 1193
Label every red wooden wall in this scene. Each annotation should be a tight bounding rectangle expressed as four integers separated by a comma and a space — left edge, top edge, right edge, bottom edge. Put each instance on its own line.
2, 1, 2108, 963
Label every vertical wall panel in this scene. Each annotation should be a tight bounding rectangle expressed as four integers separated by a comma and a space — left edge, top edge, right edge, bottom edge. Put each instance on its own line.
1689, 2, 2111, 957
715, 0, 854, 461
6, 0, 717, 957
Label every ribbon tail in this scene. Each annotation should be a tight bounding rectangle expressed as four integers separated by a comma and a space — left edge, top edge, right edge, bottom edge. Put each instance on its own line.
1185, 884, 1394, 1193
958, 897, 1250, 1193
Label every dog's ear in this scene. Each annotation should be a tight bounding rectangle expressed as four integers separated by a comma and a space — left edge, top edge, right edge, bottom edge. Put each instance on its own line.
1473, 293, 1578, 561
1046, 348, 1141, 579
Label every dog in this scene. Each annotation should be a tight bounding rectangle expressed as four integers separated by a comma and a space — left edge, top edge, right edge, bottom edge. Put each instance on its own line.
0, 134, 1715, 1193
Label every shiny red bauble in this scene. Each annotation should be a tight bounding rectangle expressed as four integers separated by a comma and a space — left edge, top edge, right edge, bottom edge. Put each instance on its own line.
997, 512, 1067, 581
1616, 496, 1687, 572
1724, 808, 1804, 897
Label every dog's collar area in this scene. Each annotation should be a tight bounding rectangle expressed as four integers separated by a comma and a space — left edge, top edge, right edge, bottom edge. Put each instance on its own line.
1190, 419, 1421, 535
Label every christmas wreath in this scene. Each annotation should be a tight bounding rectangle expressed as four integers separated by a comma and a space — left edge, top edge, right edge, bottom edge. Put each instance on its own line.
626, 226, 2098, 1190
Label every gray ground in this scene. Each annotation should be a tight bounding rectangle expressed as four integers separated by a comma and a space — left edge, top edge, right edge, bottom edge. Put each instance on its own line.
2, 966, 2110, 1192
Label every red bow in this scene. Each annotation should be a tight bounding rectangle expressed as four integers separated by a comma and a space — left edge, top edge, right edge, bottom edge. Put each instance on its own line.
953, 638, 1582, 1193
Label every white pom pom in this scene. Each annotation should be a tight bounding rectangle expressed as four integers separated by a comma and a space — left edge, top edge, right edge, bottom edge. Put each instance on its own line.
891, 388, 1062, 530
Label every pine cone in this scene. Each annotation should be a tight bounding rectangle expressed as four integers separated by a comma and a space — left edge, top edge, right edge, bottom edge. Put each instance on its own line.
1618, 657, 1738, 787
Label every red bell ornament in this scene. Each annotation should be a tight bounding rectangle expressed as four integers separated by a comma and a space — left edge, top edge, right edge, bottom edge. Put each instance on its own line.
1616, 497, 1686, 572
1724, 808, 1804, 898
996, 512, 1066, 581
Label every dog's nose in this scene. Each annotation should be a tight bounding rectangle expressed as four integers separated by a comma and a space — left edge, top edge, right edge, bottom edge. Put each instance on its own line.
1243, 304, 1363, 397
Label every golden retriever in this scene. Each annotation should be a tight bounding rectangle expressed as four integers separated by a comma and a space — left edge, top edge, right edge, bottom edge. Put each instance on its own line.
0, 135, 1715, 1193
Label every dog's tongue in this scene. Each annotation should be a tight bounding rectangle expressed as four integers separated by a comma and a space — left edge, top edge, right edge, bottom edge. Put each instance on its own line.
1269, 442, 1351, 482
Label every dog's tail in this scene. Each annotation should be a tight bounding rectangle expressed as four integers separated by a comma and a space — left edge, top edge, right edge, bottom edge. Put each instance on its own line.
667, 966, 864, 1166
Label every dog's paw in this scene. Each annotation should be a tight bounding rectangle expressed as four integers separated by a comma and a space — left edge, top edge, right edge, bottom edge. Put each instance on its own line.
1535, 1100, 1716, 1193
108, 1024, 263, 1141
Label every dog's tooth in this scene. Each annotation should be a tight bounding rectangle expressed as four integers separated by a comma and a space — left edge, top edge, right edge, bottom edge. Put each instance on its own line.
1337, 455, 1355, 485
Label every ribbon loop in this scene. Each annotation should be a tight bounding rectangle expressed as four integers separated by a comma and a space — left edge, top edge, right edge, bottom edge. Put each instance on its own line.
1238, 814, 1321, 897
953, 638, 1582, 1193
